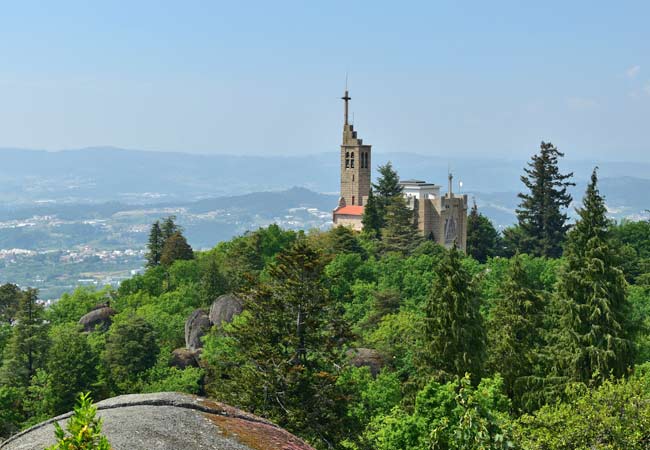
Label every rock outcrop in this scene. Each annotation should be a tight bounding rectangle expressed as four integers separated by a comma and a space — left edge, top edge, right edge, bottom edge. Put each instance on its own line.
184, 309, 211, 351
169, 348, 199, 369
209, 294, 244, 328
78, 306, 116, 332
0, 392, 314, 450
346, 347, 385, 377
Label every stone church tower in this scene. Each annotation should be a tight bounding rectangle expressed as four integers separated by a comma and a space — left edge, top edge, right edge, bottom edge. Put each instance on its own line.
339, 90, 371, 207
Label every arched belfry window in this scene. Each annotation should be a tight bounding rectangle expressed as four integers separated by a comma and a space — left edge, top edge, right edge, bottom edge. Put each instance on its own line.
351, 152, 355, 168
345, 151, 350, 168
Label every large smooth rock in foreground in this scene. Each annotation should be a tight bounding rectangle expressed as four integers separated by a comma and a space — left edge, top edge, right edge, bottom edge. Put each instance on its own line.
209, 294, 244, 328
1, 392, 314, 450
185, 309, 211, 351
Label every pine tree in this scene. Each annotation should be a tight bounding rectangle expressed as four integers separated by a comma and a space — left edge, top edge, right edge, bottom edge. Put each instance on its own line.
160, 232, 194, 266
206, 240, 350, 447
145, 221, 163, 267
160, 215, 180, 241
466, 202, 500, 263
0, 283, 21, 324
556, 168, 634, 383
43, 325, 98, 416
380, 195, 422, 255
373, 162, 403, 228
361, 188, 382, 238
330, 225, 365, 255
422, 246, 485, 381
200, 256, 227, 303
102, 315, 159, 393
373, 162, 403, 199
516, 141, 575, 257
486, 255, 545, 404
0, 289, 50, 388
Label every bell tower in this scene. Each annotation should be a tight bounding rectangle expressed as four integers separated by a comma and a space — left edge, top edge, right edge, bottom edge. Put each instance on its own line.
339, 90, 371, 206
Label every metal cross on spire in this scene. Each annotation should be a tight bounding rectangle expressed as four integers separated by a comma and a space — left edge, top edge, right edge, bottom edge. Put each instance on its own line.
341, 89, 351, 125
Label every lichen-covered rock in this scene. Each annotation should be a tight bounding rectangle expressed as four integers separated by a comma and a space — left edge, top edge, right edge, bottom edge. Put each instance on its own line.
184, 309, 211, 351
209, 294, 243, 328
0, 392, 315, 450
78, 306, 116, 332
346, 347, 385, 377
169, 348, 199, 369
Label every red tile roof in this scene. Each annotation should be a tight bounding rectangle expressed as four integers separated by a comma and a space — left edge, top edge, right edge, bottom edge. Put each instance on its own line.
334, 205, 364, 216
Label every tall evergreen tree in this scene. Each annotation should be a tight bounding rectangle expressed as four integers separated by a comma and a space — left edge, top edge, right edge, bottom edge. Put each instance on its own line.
102, 315, 159, 393
380, 195, 422, 255
200, 256, 227, 303
33, 324, 98, 417
145, 221, 163, 268
361, 188, 382, 238
205, 240, 350, 448
556, 168, 634, 383
160, 215, 180, 241
372, 161, 403, 199
422, 246, 485, 381
466, 202, 500, 263
486, 255, 546, 404
160, 232, 194, 266
515, 141, 575, 257
0, 283, 21, 324
372, 162, 403, 228
330, 225, 365, 255
0, 289, 49, 388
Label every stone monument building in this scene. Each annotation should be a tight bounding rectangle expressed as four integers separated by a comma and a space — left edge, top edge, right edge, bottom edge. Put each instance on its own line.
332, 89, 468, 250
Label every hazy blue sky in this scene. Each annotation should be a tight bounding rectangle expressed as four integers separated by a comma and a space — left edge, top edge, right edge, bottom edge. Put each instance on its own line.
1, 1, 649, 160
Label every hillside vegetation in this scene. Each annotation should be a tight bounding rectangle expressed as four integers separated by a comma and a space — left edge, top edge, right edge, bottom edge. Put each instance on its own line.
2, 146, 650, 449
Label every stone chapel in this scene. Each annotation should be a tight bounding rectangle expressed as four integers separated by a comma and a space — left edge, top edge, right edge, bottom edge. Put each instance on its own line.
332, 89, 468, 250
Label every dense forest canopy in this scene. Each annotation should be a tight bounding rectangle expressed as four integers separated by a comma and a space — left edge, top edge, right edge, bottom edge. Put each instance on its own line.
1, 146, 650, 449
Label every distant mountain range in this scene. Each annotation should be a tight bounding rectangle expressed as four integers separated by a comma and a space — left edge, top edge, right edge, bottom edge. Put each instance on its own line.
1, 146, 647, 299
1, 146, 649, 228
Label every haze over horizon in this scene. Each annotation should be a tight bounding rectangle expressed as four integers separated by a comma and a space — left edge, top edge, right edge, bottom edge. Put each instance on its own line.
1, 1, 649, 160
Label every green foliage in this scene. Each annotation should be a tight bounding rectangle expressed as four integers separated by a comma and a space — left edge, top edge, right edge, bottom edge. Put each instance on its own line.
102, 315, 159, 394
466, 203, 500, 263
330, 225, 366, 256
140, 365, 204, 395
422, 246, 486, 382
3, 212, 650, 449
47, 287, 113, 326
367, 375, 515, 450
555, 169, 634, 383
514, 366, 650, 450
0, 283, 21, 324
0, 386, 25, 439
486, 255, 546, 409
40, 324, 99, 416
372, 162, 403, 229
46, 392, 111, 450
0, 289, 49, 388
160, 232, 194, 267
380, 196, 422, 256
361, 189, 382, 238
515, 141, 575, 258
145, 220, 163, 268
203, 240, 350, 449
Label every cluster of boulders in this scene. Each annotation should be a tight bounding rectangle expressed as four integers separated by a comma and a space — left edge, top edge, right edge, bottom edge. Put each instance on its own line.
78, 295, 386, 377
171, 294, 244, 369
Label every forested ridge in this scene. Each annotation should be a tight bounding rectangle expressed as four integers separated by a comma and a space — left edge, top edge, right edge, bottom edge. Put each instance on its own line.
2, 144, 650, 449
